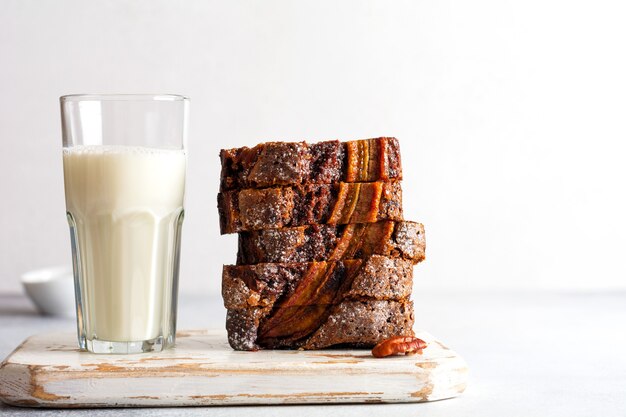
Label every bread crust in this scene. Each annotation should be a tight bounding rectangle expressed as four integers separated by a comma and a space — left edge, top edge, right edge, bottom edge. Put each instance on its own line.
226, 300, 415, 351
237, 221, 425, 264
222, 255, 414, 310
219, 137, 402, 191
218, 181, 403, 234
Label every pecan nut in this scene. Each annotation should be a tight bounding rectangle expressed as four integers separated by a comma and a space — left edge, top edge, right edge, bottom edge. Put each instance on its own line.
371, 336, 427, 358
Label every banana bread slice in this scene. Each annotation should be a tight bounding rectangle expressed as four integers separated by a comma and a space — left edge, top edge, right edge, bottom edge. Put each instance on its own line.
226, 300, 415, 350
220, 137, 402, 191
237, 221, 425, 264
223, 255, 413, 310
218, 181, 403, 234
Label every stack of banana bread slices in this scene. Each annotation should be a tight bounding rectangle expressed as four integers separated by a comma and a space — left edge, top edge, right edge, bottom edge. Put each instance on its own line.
217, 138, 425, 350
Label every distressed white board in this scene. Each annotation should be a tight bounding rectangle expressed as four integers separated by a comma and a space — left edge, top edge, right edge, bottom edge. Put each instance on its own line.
0, 329, 467, 408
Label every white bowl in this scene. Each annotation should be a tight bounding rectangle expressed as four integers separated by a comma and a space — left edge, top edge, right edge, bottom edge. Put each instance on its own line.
21, 266, 76, 318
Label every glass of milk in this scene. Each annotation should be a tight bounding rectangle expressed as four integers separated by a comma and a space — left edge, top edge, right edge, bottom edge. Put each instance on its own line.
60, 94, 188, 354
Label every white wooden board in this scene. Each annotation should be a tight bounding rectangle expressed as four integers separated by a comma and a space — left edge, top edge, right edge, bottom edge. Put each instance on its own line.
0, 329, 467, 408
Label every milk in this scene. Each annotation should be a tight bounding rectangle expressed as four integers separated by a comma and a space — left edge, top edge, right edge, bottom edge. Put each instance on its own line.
63, 145, 186, 343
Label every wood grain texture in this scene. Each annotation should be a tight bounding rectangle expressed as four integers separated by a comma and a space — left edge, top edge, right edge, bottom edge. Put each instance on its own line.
0, 329, 467, 408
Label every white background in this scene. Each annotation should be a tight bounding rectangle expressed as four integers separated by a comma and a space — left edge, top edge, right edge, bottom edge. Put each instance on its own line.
1, 0, 625, 294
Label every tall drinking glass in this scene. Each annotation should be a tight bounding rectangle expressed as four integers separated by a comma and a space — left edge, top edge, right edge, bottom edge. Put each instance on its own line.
60, 94, 189, 354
